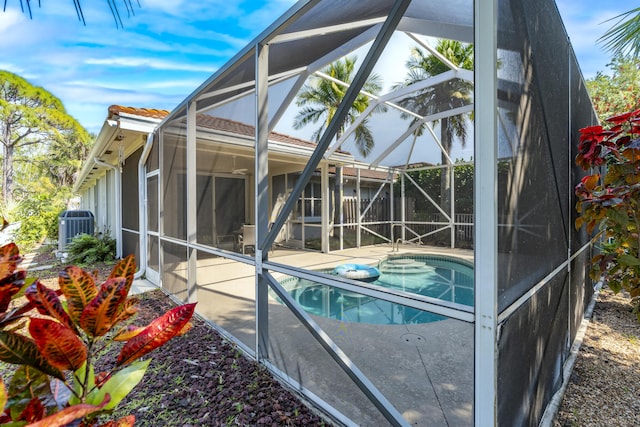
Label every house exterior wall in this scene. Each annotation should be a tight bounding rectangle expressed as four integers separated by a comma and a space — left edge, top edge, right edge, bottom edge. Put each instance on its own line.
91, 170, 116, 238
75, 134, 148, 267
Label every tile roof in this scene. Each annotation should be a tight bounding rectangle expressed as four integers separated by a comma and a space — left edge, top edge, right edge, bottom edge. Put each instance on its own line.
108, 105, 348, 154
108, 105, 170, 120
194, 114, 321, 151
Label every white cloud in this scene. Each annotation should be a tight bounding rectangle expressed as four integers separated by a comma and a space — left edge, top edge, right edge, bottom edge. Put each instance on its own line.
84, 57, 216, 73
0, 8, 24, 32
0, 63, 25, 75
139, 0, 241, 20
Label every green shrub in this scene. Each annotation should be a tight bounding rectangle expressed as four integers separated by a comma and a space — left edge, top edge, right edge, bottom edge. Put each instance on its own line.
0, 244, 196, 427
66, 232, 116, 265
9, 190, 67, 251
574, 109, 640, 319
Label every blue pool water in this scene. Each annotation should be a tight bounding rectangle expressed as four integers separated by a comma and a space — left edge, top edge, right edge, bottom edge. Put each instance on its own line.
278, 254, 474, 325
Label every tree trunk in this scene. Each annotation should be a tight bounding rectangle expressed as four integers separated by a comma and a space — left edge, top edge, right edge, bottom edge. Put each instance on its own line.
1, 132, 14, 205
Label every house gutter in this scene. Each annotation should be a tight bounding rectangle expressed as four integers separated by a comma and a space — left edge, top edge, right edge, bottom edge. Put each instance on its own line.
93, 158, 122, 259
134, 131, 155, 279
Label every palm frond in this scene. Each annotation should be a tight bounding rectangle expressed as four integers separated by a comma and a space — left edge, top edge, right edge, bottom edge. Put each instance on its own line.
354, 119, 375, 157
599, 7, 640, 59
4, 0, 140, 28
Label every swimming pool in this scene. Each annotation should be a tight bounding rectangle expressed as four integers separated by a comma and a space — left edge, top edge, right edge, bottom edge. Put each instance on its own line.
276, 254, 474, 325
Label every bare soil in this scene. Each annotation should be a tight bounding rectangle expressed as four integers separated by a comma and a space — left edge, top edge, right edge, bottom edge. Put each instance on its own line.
553, 288, 640, 427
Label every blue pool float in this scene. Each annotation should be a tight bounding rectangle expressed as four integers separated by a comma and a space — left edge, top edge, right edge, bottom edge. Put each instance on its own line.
333, 263, 380, 283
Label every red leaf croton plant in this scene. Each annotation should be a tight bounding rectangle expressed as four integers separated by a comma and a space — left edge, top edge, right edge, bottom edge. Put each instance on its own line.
575, 108, 640, 319
0, 242, 196, 426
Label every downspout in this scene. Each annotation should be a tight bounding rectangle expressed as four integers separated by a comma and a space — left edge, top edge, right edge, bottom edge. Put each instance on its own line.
134, 131, 155, 279
93, 158, 122, 259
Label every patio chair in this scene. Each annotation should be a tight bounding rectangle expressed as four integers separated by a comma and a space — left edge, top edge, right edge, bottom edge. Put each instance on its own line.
241, 225, 256, 254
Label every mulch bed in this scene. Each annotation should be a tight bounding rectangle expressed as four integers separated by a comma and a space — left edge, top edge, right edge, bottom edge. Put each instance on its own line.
553, 288, 640, 427
17, 247, 330, 427
100, 290, 328, 426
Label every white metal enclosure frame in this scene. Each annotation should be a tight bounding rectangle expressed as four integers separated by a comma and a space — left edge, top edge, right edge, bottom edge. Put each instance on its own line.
139, 0, 597, 425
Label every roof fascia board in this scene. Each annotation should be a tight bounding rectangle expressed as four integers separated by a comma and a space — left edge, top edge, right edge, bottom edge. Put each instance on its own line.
157, 0, 320, 129
270, 16, 386, 44
75, 110, 164, 193
116, 111, 165, 122
117, 116, 162, 133
73, 120, 118, 193
269, 140, 353, 162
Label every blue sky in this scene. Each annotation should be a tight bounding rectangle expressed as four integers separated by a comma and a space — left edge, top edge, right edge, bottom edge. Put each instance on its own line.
0, 0, 637, 134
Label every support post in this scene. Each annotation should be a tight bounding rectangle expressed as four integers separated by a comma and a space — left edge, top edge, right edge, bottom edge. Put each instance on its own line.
450, 165, 455, 248
255, 41, 270, 360
321, 163, 330, 253
356, 168, 361, 248
186, 100, 198, 303
474, 0, 499, 425
401, 172, 406, 242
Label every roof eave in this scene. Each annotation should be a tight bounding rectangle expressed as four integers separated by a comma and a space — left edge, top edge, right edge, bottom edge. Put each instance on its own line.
73, 120, 119, 194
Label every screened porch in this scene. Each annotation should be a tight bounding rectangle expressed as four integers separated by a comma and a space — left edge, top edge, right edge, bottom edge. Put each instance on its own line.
142, 0, 597, 425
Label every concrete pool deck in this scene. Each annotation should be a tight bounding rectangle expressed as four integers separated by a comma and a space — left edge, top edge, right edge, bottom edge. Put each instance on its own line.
135, 244, 475, 426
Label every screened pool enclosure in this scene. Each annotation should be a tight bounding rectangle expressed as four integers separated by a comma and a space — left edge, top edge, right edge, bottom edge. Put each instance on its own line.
141, 0, 597, 425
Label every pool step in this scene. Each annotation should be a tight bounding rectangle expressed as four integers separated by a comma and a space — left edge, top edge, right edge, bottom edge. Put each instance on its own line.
379, 258, 436, 274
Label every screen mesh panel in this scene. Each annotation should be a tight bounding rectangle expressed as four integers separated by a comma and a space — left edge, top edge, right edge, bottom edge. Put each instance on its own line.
498, 271, 569, 427
122, 147, 142, 230
162, 122, 187, 240
161, 240, 188, 302
121, 230, 139, 262
496, 0, 571, 310
495, 0, 597, 425
195, 251, 256, 352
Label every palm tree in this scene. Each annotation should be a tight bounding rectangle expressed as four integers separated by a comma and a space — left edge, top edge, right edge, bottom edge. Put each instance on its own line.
293, 55, 386, 157
293, 56, 386, 240
4, 0, 138, 27
599, 7, 640, 59
394, 39, 474, 214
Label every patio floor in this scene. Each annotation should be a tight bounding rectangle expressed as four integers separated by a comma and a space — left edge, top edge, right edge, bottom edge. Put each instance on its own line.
133, 244, 474, 426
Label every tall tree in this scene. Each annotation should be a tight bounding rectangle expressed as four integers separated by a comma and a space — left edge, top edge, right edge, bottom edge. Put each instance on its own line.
293, 55, 386, 157
293, 56, 386, 240
394, 40, 474, 214
599, 7, 640, 59
586, 56, 640, 123
0, 70, 90, 204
